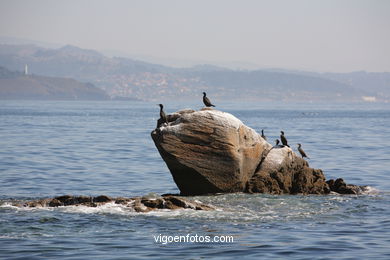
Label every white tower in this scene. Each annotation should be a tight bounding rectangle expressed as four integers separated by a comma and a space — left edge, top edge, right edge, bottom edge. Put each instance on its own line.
24, 64, 28, 75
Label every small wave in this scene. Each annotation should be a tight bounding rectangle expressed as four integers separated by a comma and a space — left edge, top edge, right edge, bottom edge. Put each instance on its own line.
0, 196, 323, 222
0, 201, 137, 215
0, 232, 54, 239
1, 190, 385, 223
360, 186, 380, 195
58, 202, 138, 215
0, 202, 20, 209
0, 201, 216, 218
328, 186, 380, 196
56, 203, 224, 219
0, 199, 274, 222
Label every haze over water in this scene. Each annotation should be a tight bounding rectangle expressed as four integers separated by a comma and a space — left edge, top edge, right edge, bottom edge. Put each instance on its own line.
0, 100, 389, 259
1, 0, 389, 72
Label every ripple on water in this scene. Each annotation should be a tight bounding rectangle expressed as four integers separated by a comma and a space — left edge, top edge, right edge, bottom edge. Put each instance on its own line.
0, 191, 385, 223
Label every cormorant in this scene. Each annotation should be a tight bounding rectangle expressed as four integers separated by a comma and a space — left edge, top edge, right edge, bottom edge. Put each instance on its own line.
158, 104, 168, 125
274, 139, 284, 148
297, 143, 310, 159
261, 129, 267, 140
202, 92, 215, 107
280, 131, 290, 147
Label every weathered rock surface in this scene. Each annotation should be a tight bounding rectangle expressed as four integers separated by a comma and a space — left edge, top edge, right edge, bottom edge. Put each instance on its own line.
152, 108, 271, 195
246, 146, 330, 194
152, 108, 362, 195
19, 194, 214, 212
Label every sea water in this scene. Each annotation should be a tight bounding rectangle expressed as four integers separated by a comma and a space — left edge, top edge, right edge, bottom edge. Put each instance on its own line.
0, 100, 389, 259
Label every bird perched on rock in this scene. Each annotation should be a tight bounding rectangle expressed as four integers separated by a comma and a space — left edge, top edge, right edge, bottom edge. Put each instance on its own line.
261, 129, 267, 140
297, 143, 310, 159
280, 131, 290, 147
274, 139, 283, 148
158, 104, 168, 126
202, 92, 215, 107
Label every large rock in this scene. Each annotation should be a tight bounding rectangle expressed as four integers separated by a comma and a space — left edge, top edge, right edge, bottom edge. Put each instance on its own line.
152, 108, 334, 195
151, 108, 271, 195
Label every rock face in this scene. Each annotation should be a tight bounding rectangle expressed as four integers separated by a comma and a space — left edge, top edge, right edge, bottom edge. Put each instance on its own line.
152, 108, 271, 195
246, 146, 330, 194
151, 108, 360, 196
20, 194, 214, 212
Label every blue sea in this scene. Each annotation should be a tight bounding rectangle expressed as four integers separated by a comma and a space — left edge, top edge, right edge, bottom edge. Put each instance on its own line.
0, 100, 389, 259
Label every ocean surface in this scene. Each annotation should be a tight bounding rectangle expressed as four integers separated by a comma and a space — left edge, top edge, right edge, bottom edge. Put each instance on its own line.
0, 100, 389, 259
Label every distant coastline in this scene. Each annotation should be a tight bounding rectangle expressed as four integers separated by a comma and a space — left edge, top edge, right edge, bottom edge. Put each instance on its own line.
0, 66, 110, 100
1, 44, 390, 102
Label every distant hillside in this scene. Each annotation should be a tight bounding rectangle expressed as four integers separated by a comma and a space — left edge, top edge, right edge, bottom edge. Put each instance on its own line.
179, 70, 366, 102
0, 44, 173, 79
0, 66, 109, 100
265, 68, 390, 100
321, 71, 390, 99
0, 44, 389, 102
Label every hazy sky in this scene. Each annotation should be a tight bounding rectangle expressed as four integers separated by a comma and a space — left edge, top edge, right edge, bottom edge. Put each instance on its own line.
0, 0, 389, 72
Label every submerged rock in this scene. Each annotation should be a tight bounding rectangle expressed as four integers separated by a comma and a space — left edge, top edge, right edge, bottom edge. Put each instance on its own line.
326, 178, 368, 195
152, 108, 361, 196
19, 195, 213, 212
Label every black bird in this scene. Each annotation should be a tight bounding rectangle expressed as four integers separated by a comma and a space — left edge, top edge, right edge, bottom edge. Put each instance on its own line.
297, 143, 310, 159
274, 139, 284, 148
202, 92, 215, 107
158, 104, 168, 126
261, 129, 267, 140
280, 131, 290, 147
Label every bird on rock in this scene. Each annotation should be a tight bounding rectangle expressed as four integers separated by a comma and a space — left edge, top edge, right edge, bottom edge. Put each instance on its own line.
158, 104, 168, 126
297, 143, 310, 159
274, 139, 283, 148
202, 92, 215, 107
261, 129, 267, 140
280, 131, 290, 147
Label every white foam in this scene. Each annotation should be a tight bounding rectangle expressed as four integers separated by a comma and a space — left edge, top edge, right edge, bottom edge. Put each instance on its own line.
0, 201, 135, 214
59, 202, 136, 215
0, 202, 18, 209
360, 186, 380, 195
0, 201, 217, 218
328, 186, 380, 196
